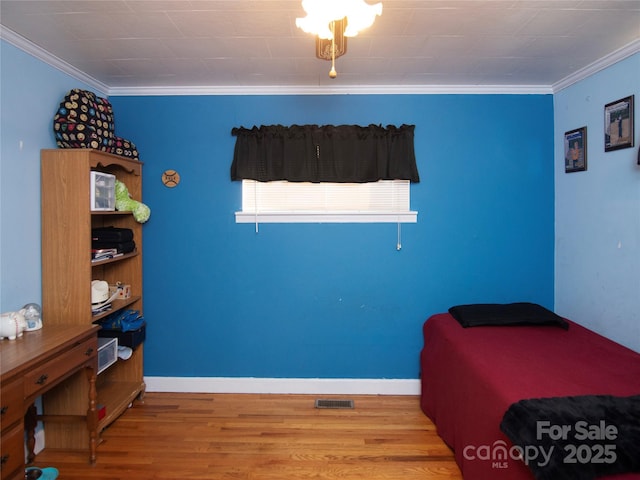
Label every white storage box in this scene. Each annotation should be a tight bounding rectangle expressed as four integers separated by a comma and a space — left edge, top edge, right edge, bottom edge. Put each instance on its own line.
90, 171, 116, 211
97, 337, 118, 374
109, 283, 131, 299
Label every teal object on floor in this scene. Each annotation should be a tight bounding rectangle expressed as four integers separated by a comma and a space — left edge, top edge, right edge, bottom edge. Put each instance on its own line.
25, 467, 59, 480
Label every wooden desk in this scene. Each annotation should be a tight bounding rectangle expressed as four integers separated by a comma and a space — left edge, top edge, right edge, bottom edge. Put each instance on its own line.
0, 324, 99, 480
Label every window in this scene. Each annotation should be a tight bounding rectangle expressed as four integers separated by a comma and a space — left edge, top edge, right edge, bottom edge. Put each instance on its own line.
230, 124, 420, 226
235, 179, 417, 224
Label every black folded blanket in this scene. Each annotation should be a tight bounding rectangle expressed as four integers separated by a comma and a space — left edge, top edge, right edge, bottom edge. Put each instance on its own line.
500, 394, 640, 480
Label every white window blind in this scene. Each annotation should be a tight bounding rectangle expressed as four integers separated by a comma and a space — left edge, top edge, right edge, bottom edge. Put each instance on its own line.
235, 179, 418, 224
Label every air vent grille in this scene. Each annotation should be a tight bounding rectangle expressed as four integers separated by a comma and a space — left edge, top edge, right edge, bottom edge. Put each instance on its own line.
314, 399, 354, 409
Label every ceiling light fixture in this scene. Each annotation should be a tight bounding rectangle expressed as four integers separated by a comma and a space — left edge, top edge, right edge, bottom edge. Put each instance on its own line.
296, 0, 383, 79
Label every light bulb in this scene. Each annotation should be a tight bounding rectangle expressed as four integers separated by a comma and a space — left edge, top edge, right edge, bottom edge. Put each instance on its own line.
296, 0, 382, 37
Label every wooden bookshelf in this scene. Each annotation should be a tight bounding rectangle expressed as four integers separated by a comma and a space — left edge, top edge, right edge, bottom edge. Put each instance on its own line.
40, 149, 146, 452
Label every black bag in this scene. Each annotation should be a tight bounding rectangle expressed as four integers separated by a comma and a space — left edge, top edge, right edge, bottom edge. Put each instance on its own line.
92, 227, 135, 253
92, 227, 134, 243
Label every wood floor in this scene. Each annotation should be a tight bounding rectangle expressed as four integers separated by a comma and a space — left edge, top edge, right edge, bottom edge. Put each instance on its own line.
32, 393, 463, 479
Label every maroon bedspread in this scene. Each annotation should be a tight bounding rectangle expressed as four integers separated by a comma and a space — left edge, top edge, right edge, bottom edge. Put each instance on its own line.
420, 313, 640, 480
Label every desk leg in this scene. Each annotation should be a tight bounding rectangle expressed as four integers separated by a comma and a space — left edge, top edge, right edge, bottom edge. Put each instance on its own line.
86, 366, 97, 464
25, 404, 38, 464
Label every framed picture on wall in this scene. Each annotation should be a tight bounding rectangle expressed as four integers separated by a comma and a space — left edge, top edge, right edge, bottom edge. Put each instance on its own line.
564, 127, 587, 173
604, 95, 634, 152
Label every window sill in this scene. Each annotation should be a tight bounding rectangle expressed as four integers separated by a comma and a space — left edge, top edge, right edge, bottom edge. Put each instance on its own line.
235, 211, 418, 224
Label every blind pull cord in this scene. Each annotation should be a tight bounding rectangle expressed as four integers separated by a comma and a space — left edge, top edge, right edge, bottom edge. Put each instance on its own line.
254, 179, 259, 233
396, 222, 402, 251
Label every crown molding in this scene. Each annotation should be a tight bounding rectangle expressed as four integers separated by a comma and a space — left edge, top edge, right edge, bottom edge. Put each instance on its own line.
0, 25, 109, 96
108, 84, 553, 96
552, 39, 640, 93
2, 24, 636, 97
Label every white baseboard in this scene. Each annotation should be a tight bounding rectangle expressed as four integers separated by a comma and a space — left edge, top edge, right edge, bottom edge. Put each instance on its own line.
144, 377, 421, 396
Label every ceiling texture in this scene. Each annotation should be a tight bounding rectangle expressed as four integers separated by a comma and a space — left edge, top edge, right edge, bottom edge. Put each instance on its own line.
1, 0, 639, 94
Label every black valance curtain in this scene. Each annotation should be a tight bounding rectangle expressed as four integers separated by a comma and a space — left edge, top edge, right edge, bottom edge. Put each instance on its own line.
230, 124, 419, 183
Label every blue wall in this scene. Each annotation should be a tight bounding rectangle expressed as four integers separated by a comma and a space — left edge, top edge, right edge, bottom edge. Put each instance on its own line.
554, 53, 640, 352
1, 38, 557, 380
109, 93, 555, 378
0, 40, 101, 312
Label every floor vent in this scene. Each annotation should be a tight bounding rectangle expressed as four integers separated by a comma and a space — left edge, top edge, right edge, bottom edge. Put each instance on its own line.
314, 399, 354, 409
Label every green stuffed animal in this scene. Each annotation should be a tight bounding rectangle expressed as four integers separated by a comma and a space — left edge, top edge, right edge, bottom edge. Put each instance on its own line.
115, 180, 150, 223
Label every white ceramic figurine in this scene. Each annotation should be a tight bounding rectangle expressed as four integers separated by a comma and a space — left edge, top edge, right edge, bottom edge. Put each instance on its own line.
0, 309, 27, 340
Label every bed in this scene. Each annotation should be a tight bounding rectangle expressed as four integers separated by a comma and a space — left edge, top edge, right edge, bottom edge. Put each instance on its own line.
419, 304, 640, 480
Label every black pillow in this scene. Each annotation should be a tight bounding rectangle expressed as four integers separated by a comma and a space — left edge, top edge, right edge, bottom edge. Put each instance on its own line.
448, 302, 569, 329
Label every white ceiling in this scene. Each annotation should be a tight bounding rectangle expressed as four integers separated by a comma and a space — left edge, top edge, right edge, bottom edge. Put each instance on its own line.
1, 0, 639, 94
